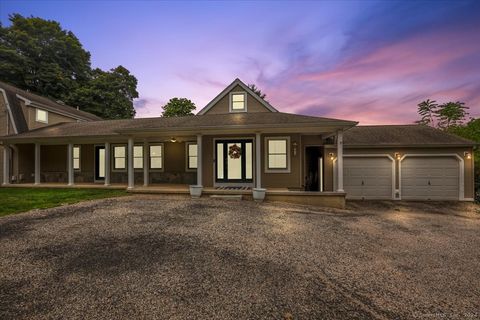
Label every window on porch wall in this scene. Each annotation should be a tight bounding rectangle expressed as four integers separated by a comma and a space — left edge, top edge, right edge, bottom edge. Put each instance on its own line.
114, 146, 126, 169
149, 145, 163, 169
73, 146, 80, 170
187, 143, 198, 169
134, 146, 143, 169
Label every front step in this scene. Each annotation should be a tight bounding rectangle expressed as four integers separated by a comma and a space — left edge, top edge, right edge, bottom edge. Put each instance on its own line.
209, 194, 243, 201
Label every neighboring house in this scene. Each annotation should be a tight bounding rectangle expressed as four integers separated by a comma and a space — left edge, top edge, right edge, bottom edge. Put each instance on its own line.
0, 79, 476, 207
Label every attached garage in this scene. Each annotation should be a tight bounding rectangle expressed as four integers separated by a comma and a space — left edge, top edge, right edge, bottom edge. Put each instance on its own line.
343, 156, 394, 200
400, 156, 460, 200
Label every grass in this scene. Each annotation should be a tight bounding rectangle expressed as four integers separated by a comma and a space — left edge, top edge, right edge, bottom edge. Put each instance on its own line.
0, 187, 127, 217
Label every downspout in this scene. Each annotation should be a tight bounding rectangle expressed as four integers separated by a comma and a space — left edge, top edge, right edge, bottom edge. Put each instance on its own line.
0, 88, 19, 134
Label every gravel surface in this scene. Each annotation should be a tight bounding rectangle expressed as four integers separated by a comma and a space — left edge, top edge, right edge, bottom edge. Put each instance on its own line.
0, 196, 479, 320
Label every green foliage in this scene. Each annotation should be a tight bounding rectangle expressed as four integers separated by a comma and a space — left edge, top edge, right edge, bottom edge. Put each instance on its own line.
415, 99, 438, 126
448, 119, 480, 184
161, 98, 196, 117
0, 188, 126, 217
436, 101, 469, 129
66, 66, 138, 119
248, 83, 267, 100
0, 14, 138, 119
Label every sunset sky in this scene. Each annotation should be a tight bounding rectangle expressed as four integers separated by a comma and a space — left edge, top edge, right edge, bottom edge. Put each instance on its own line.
1, 0, 479, 124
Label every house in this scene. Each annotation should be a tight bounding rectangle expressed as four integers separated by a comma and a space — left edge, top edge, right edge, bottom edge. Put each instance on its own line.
0, 79, 476, 208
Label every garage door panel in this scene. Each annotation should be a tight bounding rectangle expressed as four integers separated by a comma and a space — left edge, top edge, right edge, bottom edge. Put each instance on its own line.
344, 157, 393, 200
401, 157, 459, 200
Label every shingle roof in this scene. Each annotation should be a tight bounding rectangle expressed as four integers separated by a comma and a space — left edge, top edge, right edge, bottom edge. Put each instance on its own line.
0, 112, 357, 140
344, 125, 475, 147
0, 81, 102, 122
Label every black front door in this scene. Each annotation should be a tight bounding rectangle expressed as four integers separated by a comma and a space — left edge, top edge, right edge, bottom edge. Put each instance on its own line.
95, 146, 106, 181
215, 140, 253, 183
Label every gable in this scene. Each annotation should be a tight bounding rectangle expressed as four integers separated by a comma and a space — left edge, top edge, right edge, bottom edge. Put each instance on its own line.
198, 79, 278, 115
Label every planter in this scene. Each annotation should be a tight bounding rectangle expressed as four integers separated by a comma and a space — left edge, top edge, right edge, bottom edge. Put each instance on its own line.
252, 188, 267, 202
189, 185, 203, 198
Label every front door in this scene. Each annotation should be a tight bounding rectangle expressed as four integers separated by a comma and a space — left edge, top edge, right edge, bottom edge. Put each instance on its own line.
95, 146, 106, 181
215, 140, 253, 183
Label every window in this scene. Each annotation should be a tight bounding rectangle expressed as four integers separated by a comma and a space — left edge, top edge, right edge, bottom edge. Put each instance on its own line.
73, 146, 80, 170
134, 146, 143, 169
36, 108, 48, 123
230, 92, 246, 112
150, 145, 163, 169
187, 143, 198, 170
113, 146, 126, 170
266, 137, 289, 172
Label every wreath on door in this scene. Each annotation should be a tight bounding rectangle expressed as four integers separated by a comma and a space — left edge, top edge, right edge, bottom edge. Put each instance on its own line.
228, 144, 242, 159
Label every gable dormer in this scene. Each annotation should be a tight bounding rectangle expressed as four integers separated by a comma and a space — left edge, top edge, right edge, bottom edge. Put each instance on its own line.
197, 78, 278, 115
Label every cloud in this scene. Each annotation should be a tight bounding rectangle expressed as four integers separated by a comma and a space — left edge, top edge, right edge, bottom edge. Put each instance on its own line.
133, 97, 166, 118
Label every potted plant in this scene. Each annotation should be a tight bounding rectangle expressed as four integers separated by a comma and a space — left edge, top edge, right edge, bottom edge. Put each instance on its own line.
252, 188, 266, 202
190, 185, 203, 198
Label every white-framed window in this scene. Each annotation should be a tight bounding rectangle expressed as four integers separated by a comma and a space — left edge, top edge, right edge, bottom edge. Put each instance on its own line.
134, 145, 143, 169
73, 146, 80, 170
186, 142, 198, 170
149, 144, 163, 170
265, 137, 290, 172
229, 92, 247, 112
113, 145, 126, 170
36, 108, 48, 123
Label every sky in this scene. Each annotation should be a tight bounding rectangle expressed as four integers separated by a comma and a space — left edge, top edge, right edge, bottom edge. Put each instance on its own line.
1, 0, 479, 124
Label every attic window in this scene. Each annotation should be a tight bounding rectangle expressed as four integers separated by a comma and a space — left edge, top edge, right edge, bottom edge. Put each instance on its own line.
36, 108, 48, 123
230, 92, 246, 112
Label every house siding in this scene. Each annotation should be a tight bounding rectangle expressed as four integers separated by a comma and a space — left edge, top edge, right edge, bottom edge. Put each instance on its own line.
25, 104, 78, 130
203, 84, 272, 115
0, 92, 8, 184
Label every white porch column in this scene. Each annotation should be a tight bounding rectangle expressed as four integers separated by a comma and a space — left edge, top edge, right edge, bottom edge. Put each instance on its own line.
67, 143, 74, 186
34, 143, 41, 185
127, 138, 134, 189
255, 132, 262, 189
2, 145, 10, 185
336, 130, 344, 192
105, 142, 111, 186
196, 134, 202, 186
143, 141, 149, 187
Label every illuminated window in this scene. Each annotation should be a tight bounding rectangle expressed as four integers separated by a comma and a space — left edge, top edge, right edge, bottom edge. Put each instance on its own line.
187, 143, 197, 170
134, 146, 143, 169
150, 145, 163, 169
36, 108, 48, 123
266, 137, 290, 172
73, 146, 80, 170
113, 146, 126, 170
230, 92, 246, 112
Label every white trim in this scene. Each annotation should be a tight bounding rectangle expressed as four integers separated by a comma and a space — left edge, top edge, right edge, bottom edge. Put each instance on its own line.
34, 143, 40, 185
255, 132, 262, 189
185, 141, 198, 172
196, 135, 202, 187
143, 141, 149, 187
398, 154, 465, 201
264, 136, 291, 173
342, 154, 396, 200
127, 138, 134, 189
67, 143, 74, 186
229, 92, 247, 113
2, 145, 10, 185
104, 142, 111, 186
94, 144, 107, 183
0, 88, 18, 134
336, 130, 344, 192
197, 78, 278, 115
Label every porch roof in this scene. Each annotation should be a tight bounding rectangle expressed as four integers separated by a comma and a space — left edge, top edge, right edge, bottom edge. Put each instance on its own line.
0, 112, 357, 142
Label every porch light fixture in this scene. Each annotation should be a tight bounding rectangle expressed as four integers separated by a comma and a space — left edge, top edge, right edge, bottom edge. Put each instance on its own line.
395, 152, 401, 160
329, 152, 335, 161
170, 137, 177, 143
464, 151, 471, 159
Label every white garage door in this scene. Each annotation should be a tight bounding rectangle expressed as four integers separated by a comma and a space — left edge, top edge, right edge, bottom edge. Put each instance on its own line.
344, 157, 393, 200
401, 157, 459, 200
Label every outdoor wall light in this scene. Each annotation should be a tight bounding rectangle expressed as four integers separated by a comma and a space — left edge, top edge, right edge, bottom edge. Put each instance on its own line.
170, 137, 177, 143
292, 141, 297, 156
395, 152, 401, 160
329, 152, 335, 160
464, 151, 471, 159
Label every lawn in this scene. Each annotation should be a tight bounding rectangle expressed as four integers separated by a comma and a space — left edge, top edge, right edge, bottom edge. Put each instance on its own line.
0, 187, 127, 217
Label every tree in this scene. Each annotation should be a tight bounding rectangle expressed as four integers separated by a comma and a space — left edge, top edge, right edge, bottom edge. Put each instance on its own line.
415, 99, 438, 126
0, 14, 91, 99
66, 66, 138, 119
161, 98, 196, 117
435, 101, 469, 129
248, 84, 267, 100
0, 14, 139, 119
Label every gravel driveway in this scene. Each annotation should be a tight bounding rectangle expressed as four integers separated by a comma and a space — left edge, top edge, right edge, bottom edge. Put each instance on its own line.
0, 196, 479, 320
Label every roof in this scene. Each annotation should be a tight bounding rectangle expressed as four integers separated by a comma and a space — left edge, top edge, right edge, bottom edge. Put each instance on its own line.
197, 78, 278, 115
0, 81, 102, 123
0, 112, 357, 140
344, 125, 476, 147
